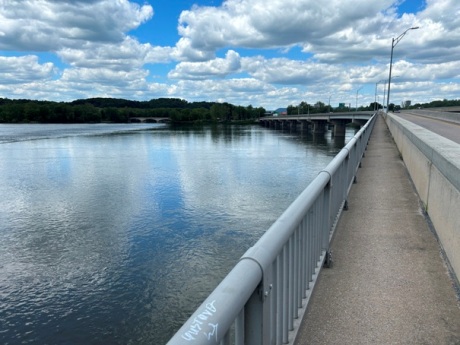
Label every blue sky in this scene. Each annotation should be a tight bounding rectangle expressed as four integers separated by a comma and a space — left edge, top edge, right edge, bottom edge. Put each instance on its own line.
0, 0, 458, 110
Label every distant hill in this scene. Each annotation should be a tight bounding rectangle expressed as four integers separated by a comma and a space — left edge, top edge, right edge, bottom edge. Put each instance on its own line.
71, 97, 215, 109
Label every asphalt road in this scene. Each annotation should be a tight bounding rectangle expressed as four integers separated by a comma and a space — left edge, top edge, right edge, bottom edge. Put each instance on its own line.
396, 112, 460, 144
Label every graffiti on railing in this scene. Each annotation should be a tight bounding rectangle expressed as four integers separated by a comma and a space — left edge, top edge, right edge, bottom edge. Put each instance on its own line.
181, 300, 218, 342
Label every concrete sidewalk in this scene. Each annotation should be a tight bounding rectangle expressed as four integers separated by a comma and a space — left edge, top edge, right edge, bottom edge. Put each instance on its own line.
295, 115, 460, 344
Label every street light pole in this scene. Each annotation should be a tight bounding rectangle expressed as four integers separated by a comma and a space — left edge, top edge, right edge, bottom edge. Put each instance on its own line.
382, 82, 386, 111
386, 26, 419, 112
374, 82, 378, 111
374, 79, 385, 111
356, 86, 363, 112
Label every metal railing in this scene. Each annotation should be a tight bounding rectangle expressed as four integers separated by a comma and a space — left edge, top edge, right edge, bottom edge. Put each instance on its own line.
167, 114, 376, 345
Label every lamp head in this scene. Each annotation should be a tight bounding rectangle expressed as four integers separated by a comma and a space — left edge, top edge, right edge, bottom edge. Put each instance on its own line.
410, 26, 420, 30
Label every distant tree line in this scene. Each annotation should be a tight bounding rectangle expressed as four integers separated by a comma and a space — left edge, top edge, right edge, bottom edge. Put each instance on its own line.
287, 98, 460, 114
372, 98, 460, 111
368, 98, 460, 112
0, 97, 266, 124
287, 101, 331, 115
410, 98, 460, 109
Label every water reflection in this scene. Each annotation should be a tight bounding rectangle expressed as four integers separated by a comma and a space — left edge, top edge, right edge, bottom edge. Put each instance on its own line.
332, 134, 346, 149
0, 124, 356, 344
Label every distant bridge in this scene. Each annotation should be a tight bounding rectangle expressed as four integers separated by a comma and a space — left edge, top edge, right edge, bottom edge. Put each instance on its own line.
129, 117, 170, 123
259, 111, 374, 136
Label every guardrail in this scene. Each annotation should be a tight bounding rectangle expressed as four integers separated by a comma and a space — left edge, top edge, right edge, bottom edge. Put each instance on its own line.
401, 109, 460, 125
167, 114, 377, 345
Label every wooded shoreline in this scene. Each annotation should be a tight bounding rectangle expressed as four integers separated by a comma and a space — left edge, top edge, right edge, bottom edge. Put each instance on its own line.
0, 97, 265, 124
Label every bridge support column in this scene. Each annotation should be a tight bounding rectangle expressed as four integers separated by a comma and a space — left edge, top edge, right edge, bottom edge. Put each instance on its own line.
331, 120, 347, 136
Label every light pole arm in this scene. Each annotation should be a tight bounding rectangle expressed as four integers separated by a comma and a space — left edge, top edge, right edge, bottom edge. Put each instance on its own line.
393, 27, 419, 48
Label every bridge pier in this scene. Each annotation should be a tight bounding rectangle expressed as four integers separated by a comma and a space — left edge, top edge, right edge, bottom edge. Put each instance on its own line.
331, 120, 347, 136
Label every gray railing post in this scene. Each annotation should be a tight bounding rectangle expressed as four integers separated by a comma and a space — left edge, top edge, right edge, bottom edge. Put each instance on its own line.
262, 267, 272, 345
322, 183, 331, 247
244, 285, 263, 345
343, 152, 350, 210
322, 181, 332, 267
282, 245, 289, 343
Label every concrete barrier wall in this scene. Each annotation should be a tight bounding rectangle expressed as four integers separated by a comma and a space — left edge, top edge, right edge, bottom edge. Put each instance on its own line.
385, 113, 460, 281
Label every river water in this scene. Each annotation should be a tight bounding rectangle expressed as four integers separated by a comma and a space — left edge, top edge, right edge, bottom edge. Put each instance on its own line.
0, 123, 354, 344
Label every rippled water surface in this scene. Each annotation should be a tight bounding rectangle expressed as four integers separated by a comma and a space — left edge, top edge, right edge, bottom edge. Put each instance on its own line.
0, 123, 354, 344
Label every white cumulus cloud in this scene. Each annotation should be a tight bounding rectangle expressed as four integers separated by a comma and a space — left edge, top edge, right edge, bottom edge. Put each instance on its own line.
0, 0, 153, 51
169, 50, 242, 79
0, 56, 55, 84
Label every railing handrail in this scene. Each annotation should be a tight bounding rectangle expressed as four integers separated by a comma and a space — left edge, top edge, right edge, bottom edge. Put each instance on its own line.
168, 114, 377, 345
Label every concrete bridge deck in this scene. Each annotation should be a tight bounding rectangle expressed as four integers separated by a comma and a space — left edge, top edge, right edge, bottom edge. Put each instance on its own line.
294, 115, 460, 344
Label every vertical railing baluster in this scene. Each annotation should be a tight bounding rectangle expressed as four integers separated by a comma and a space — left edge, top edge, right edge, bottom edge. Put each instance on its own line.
323, 185, 331, 249
313, 199, 319, 267
282, 245, 289, 344
332, 172, 339, 216
288, 236, 294, 330
271, 260, 277, 343
235, 309, 244, 345
245, 288, 263, 345
220, 331, 230, 345
316, 198, 322, 264
296, 226, 302, 309
306, 213, 310, 287
293, 228, 299, 317
276, 254, 283, 345
301, 218, 307, 299
308, 208, 314, 284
